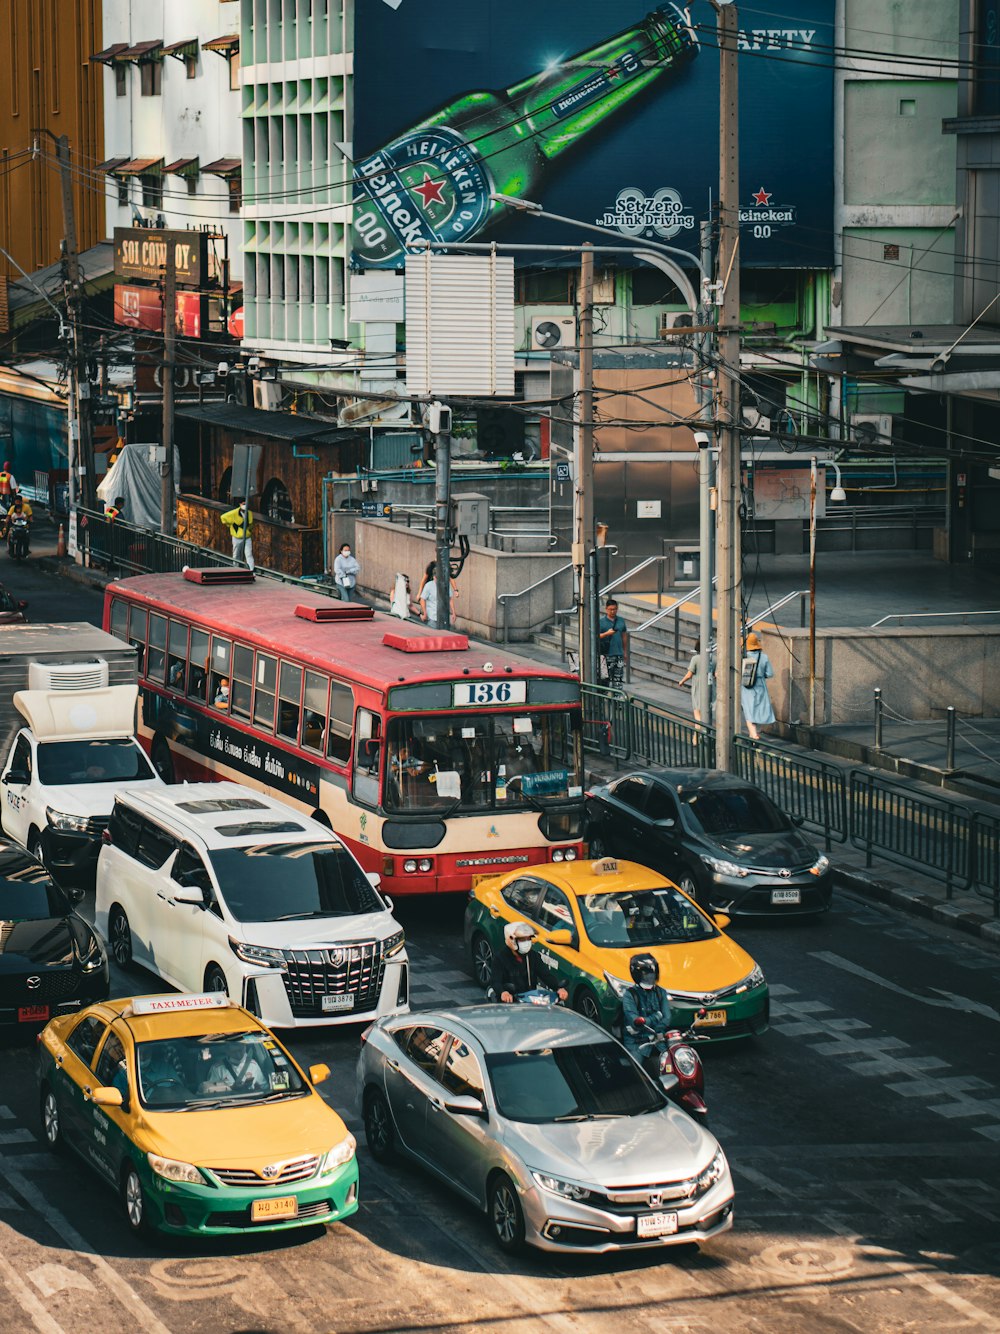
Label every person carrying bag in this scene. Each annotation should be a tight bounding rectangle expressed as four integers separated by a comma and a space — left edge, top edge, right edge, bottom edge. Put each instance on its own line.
740, 631, 775, 741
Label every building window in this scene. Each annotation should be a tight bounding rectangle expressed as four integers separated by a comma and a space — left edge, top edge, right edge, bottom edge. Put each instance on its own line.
117, 178, 129, 207
228, 49, 241, 91
115, 64, 127, 96
228, 175, 242, 214
141, 174, 162, 208
261, 478, 293, 524
975, 3, 1000, 116
140, 60, 162, 97
187, 175, 197, 197
184, 54, 197, 79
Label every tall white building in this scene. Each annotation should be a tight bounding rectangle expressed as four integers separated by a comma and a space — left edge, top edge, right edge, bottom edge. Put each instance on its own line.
93, 0, 244, 278
239, 0, 353, 359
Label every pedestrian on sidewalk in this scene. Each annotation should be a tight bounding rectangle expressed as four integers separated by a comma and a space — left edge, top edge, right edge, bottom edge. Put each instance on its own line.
419, 560, 456, 628
221, 498, 254, 571
333, 542, 361, 600
679, 638, 713, 723
740, 631, 775, 741
598, 599, 629, 690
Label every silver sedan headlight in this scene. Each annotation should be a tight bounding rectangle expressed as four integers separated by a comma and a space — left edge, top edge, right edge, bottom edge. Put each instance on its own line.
531, 1171, 592, 1202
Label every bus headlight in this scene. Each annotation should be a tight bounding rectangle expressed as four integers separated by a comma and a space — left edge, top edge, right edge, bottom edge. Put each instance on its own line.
403, 859, 418, 873
418, 858, 433, 873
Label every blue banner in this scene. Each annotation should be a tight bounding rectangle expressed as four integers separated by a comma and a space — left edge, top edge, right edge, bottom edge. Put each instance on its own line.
353, 1, 834, 270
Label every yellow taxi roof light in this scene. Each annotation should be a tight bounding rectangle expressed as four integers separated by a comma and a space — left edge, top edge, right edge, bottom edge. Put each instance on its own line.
127, 993, 233, 1017
590, 858, 620, 875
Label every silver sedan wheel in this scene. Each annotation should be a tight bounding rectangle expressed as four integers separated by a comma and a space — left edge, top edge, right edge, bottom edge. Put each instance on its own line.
489, 1173, 525, 1253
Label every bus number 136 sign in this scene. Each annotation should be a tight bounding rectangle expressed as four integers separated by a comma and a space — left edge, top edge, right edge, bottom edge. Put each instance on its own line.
452, 681, 527, 707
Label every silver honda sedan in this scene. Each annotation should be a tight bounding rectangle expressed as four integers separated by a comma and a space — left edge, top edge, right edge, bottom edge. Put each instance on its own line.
357, 1004, 734, 1255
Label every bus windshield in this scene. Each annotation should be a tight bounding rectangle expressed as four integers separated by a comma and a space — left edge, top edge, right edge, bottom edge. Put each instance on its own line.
384, 711, 581, 814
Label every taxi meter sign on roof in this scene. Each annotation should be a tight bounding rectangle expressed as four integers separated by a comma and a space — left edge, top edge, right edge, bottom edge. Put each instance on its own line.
129, 993, 232, 1016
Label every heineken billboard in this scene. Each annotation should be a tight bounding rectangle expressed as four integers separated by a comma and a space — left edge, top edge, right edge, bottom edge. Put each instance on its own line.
353, 1, 834, 271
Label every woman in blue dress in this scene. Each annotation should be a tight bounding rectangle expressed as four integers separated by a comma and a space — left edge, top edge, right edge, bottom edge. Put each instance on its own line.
740, 631, 774, 740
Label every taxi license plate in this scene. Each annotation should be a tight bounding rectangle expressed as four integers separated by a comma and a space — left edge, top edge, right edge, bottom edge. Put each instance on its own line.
251, 1196, 298, 1222
694, 1009, 727, 1027
18, 1005, 49, 1023
321, 994, 354, 1012
771, 888, 801, 904
637, 1211, 678, 1238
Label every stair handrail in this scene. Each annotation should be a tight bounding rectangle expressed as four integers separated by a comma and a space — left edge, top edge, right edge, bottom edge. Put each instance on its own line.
632, 575, 718, 636
747, 590, 807, 627
870, 608, 1000, 628
497, 561, 575, 642
599, 553, 668, 599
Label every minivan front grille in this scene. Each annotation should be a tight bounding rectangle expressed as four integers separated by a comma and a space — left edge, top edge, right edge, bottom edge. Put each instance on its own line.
280, 941, 384, 1018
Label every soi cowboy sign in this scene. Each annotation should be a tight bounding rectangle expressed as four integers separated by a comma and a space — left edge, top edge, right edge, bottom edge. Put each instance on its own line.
113, 228, 207, 285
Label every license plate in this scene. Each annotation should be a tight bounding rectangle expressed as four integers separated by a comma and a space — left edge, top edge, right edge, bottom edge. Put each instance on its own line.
771, 888, 801, 904
321, 993, 355, 1012
251, 1195, 299, 1222
637, 1211, 678, 1238
694, 1009, 727, 1027
18, 1005, 49, 1023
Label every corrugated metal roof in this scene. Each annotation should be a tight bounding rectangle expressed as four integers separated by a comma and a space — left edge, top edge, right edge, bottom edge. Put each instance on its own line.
201, 158, 241, 176
176, 402, 358, 446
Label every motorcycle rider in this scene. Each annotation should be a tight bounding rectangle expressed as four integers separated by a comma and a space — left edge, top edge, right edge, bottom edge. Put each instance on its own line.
490, 920, 569, 1004
622, 953, 678, 1068
5, 492, 31, 554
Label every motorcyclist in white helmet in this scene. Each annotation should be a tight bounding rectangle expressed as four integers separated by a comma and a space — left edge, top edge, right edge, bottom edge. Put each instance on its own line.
490, 920, 569, 1004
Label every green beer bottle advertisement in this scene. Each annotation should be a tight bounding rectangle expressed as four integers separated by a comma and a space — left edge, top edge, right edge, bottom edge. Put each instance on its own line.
351, 5, 698, 269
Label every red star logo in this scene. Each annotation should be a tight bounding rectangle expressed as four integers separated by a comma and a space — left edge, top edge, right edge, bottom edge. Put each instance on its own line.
752, 186, 772, 206
413, 173, 446, 207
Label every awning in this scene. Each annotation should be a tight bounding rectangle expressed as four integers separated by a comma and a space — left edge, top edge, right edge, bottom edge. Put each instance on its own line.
162, 37, 198, 60
116, 40, 163, 62
90, 42, 129, 64
97, 156, 130, 175
201, 158, 241, 177
176, 402, 358, 447
202, 34, 239, 53
117, 158, 164, 176
163, 157, 199, 177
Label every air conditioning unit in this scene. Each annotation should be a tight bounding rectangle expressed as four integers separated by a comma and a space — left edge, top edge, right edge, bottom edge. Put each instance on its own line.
29, 659, 109, 692
252, 381, 282, 411
659, 311, 694, 338
530, 315, 576, 352
850, 413, 893, 448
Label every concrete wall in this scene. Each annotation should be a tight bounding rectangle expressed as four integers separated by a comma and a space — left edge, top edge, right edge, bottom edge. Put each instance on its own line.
349, 520, 574, 642
760, 625, 1000, 727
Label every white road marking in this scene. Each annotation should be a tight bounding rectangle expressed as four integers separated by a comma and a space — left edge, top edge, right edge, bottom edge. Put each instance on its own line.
28, 1263, 95, 1298
810, 951, 1000, 1024
0, 1252, 66, 1334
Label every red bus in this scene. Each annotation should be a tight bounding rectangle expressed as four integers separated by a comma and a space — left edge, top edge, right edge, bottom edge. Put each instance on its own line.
104, 570, 585, 894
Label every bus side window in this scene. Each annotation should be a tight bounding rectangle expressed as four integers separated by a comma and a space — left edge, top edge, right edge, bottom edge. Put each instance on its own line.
352, 710, 381, 808
326, 681, 353, 764
128, 607, 148, 676
110, 597, 128, 642
302, 671, 328, 753
231, 645, 254, 720
277, 662, 302, 742
147, 613, 167, 683
188, 629, 209, 702
210, 637, 232, 712
253, 653, 277, 731
167, 619, 188, 692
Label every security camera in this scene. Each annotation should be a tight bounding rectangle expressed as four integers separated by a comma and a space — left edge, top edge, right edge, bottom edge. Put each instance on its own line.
217, 361, 230, 379
246, 356, 261, 376
693, 431, 711, 448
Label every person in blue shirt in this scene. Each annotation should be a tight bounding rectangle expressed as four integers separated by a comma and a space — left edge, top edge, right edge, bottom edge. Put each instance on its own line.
622, 953, 678, 1070
598, 599, 628, 690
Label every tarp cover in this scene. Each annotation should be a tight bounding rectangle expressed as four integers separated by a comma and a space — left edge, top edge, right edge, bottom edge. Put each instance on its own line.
97, 444, 179, 528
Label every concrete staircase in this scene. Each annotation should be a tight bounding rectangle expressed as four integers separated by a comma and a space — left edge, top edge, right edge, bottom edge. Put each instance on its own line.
531, 589, 706, 691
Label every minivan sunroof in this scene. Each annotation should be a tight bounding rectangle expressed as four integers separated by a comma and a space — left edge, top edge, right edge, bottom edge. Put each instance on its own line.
216, 821, 306, 838
176, 798, 268, 814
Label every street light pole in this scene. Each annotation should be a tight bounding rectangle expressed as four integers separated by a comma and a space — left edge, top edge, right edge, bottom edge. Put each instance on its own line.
577, 245, 595, 683
712, 0, 742, 772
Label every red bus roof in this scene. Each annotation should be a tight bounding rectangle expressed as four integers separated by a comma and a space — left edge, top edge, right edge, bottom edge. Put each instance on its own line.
107, 573, 577, 695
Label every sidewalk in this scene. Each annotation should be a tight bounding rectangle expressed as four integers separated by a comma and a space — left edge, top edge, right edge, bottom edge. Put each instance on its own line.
31, 527, 1000, 948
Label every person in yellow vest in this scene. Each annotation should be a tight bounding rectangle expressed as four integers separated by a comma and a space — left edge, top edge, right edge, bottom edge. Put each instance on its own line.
0, 462, 17, 515
220, 497, 255, 571
104, 496, 124, 522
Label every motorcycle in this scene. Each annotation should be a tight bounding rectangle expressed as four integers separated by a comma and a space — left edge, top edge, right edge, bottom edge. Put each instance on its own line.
627, 1014, 709, 1125
6, 513, 29, 561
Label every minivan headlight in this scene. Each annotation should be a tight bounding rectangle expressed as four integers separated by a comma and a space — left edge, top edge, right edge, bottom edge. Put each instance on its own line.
228, 937, 285, 968
382, 930, 405, 958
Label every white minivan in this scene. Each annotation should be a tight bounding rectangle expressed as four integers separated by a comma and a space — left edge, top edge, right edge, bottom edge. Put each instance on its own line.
94, 782, 409, 1027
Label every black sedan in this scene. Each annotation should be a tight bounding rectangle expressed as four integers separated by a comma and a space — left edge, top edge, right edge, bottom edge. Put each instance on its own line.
585, 770, 833, 917
0, 842, 109, 1030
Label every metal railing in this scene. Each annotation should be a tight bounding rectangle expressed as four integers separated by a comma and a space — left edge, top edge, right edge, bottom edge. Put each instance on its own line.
632, 577, 717, 636
579, 683, 1000, 915
748, 590, 808, 628
497, 561, 575, 643
870, 608, 1000, 628
599, 553, 669, 601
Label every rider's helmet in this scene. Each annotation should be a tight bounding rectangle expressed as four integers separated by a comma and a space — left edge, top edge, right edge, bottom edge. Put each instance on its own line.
504, 920, 536, 955
629, 953, 659, 989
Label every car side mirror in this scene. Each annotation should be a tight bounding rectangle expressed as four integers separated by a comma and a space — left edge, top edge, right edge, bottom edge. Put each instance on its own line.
713, 912, 731, 930
544, 928, 574, 947
170, 886, 205, 906
790, 813, 804, 827
654, 818, 676, 829
90, 1086, 123, 1108
444, 1094, 487, 1119
366, 871, 381, 888
383, 893, 394, 912
3, 770, 28, 786
68, 886, 85, 904
309, 1063, 331, 1086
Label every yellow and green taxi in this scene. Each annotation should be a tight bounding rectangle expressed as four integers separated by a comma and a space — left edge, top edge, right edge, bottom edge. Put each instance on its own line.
464, 858, 769, 1041
36, 991, 359, 1238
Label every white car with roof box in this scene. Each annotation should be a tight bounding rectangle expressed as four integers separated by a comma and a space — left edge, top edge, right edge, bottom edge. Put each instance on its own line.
94, 781, 409, 1028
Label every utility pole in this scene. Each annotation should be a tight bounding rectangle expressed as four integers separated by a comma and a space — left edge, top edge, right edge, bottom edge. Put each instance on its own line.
576, 244, 595, 682
712, 1, 742, 772
161, 243, 177, 535
431, 401, 453, 630
52, 134, 96, 517
697, 219, 715, 722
